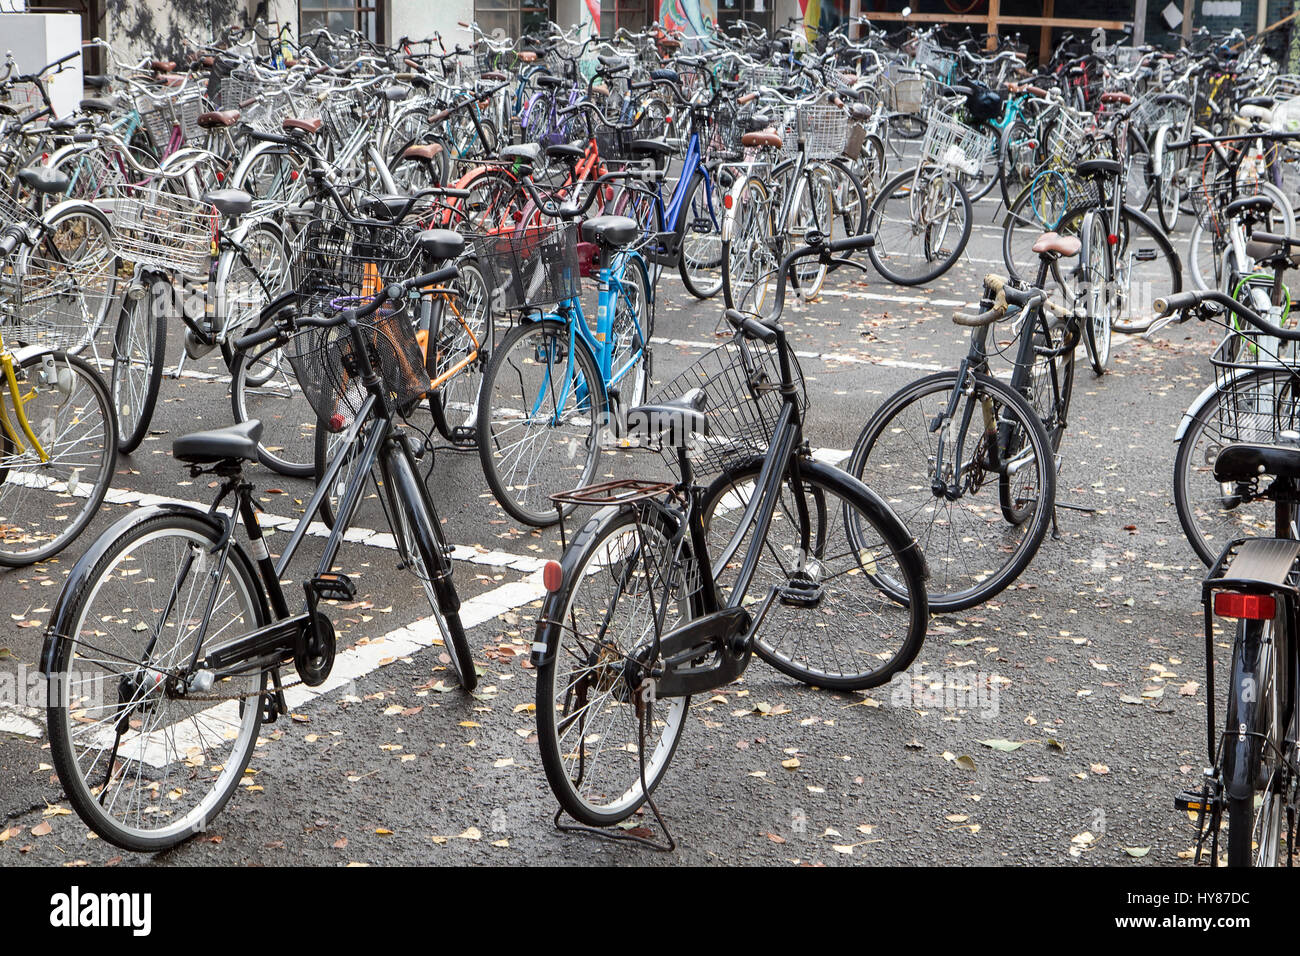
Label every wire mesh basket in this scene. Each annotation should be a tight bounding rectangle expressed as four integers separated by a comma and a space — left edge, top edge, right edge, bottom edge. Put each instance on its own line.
921, 107, 994, 174
1270, 74, 1300, 101
111, 185, 214, 276
473, 222, 580, 312
750, 64, 791, 89
914, 39, 955, 83
0, 169, 41, 231
643, 336, 806, 481
289, 217, 419, 315
1130, 92, 1179, 133
888, 70, 926, 114
1044, 107, 1089, 165
779, 104, 849, 160
284, 306, 429, 429
1207, 329, 1300, 448
138, 97, 180, 151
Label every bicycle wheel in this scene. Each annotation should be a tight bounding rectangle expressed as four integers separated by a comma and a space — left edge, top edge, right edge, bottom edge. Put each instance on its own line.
998, 119, 1039, 211
786, 164, 835, 298
111, 290, 165, 454
1025, 312, 1076, 453
1174, 367, 1300, 567
866, 166, 972, 286
677, 171, 724, 299
46, 510, 267, 851
722, 175, 778, 313
1153, 124, 1184, 234
383, 444, 478, 690
312, 423, 371, 531
1076, 210, 1113, 374
826, 156, 871, 239
17, 201, 118, 355
229, 338, 318, 478
535, 504, 690, 826
0, 351, 116, 566
699, 457, 929, 689
476, 317, 607, 527
847, 370, 1055, 612
1001, 176, 1073, 283
428, 260, 491, 443
1223, 617, 1286, 866
609, 252, 651, 410
214, 221, 291, 371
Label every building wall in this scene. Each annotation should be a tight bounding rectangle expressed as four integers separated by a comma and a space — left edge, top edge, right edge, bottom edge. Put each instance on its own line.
104, 0, 256, 61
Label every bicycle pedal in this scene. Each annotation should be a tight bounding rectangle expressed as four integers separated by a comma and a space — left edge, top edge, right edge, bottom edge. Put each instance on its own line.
778, 576, 823, 609
307, 571, 356, 603
449, 425, 477, 447
1174, 788, 1219, 817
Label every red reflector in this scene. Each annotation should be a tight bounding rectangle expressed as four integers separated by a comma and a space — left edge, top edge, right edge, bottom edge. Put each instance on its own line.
216, 170, 225, 182
723, 193, 733, 209
290, 169, 299, 181
543, 560, 563, 593
1213, 591, 1276, 620
1107, 233, 1118, 245
328, 413, 346, 432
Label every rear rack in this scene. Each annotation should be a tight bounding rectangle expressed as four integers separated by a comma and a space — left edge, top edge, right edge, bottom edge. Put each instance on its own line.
549, 478, 676, 507
1201, 537, 1300, 601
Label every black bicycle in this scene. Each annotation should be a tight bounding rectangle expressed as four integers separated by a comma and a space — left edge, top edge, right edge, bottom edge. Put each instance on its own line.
531, 234, 929, 835
1162, 289, 1300, 866
41, 255, 476, 852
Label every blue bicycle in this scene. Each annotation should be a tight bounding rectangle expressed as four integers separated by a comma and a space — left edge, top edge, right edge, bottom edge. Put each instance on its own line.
474, 168, 655, 526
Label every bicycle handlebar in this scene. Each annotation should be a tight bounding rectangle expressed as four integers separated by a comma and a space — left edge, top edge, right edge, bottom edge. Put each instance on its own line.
1155, 289, 1300, 341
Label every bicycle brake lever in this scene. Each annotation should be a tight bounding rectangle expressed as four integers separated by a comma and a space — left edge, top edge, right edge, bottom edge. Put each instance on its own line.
824, 254, 867, 274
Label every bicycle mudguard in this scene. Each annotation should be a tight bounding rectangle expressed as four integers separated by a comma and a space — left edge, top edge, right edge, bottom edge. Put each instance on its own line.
5, 342, 59, 367
1174, 371, 1250, 443
39, 504, 265, 678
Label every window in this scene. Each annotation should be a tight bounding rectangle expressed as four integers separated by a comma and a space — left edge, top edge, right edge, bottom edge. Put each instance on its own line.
301, 0, 383, 43
714, 0, 772, 36
474, 0, 555, 40
601, 0, 653, 37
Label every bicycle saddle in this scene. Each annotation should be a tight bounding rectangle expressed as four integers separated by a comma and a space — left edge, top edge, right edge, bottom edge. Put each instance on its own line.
1154, 92, 1190, 106
581, 215, 639, 248
174, 420, 263, 465
400, 142, 443, 161
1031, 231, 1081, 258
597, 55, 630, 72
417, 229, 465, 261
361, 194, 411, 220
544, 142, 586, 163
627, 388, 709, 445
1100, 91, 1132, 105
499, 143, 542, 165
1245, 233, 1300, 267
742, 130, 783, 149
1224, 195, 1276, 220
80, 97, 119, 114
1214, 443, 1300, 484
202, 188, 254, 218
18, 166, 69, 196
282, 116, 324, 135
534, 74, 565, 88
1074, 158, 1122, 179
651, 69, 679, 83
197, 109, 241, 128
629, 138, 674, 158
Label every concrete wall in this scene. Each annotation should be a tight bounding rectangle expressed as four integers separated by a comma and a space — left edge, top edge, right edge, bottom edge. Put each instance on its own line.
0, 13, 82, 116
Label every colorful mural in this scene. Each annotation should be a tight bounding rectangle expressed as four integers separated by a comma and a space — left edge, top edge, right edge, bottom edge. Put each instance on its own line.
660, 0, 717, 36
584, 0, 599, 33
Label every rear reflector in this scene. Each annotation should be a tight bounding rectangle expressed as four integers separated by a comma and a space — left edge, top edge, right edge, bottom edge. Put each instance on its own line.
543, 560, 563, 592
723, 193, 733, 209
1213, 591, 1276, 620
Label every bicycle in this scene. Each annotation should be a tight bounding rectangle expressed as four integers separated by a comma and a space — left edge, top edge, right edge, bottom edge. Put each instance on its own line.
531, 233, 928, 834
1161, 289, 1300, 866
847, 268, 1064, 612
474, 167, 654, 527
41, 255, 477, 852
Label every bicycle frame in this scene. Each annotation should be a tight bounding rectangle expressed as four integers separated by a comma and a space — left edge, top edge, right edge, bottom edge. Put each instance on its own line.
0, 330, 50, 462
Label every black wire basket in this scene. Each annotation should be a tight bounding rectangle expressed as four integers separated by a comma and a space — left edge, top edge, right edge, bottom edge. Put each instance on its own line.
289, 217, 420, 315
472, 221, 580, 312
644, 336, 806, 481
1208, 319, 1300, 445
283, 309, 430, 430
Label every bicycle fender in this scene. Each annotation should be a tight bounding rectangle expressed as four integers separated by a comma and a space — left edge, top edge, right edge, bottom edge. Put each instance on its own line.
7, 343, 57, 366
39, 504, 249, 677
529, 504, 621, 668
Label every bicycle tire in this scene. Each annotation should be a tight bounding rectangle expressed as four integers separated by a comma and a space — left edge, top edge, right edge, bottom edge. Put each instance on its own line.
111, 291, 165, 454
866, 166, 972, 286
847, 370, 1055, 611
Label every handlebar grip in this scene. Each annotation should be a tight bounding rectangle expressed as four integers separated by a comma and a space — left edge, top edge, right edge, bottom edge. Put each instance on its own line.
828, 235, 874, 253
1154, 291, 1202, 315
233, 323, 282, 351
724, 309, 778, 344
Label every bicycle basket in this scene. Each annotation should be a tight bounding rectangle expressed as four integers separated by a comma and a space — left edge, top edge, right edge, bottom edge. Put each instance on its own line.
644, 336, 806, 481
1208, 330, 1300, 445
289, 217, 419, 315
111, 185, 215, 277
890, 73, 925, 115
921, 107, 993, 174
472, 222, 580, 312
284, 308, 430, 429
779, 104, 850, 161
